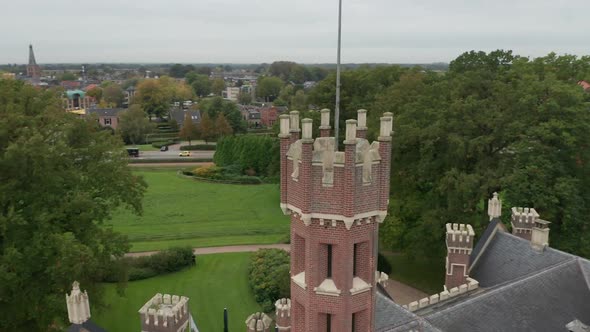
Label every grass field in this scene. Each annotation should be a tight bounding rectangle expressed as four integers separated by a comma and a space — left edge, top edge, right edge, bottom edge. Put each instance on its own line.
381, 251, 444, 294
107, 169, 289, 252
94, 253, 260, 332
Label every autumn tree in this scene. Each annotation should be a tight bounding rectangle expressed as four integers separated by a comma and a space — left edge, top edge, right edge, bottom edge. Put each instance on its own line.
211, 78, 226, 96
199, 113, 215, 144
215, 113, 233, 138
257, 76, 284, 102
186, 72, 211, 97
102, 84, 124, 107
135, 79, 168, 118
0, 79, 147, 331
179, 112, 198, 145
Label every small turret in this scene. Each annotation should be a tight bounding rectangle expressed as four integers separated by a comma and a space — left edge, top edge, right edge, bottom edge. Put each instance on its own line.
511, 207, 540, 240
275, 298, 291, 332
445, 223, 475, 289
66, 281, 91, 325
245, 312, 272, 332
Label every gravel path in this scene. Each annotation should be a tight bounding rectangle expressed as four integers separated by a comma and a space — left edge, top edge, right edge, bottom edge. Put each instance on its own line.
125, 243, 290, 257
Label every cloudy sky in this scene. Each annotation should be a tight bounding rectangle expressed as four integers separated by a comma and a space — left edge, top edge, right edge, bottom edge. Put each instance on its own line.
2, 0, 588, 64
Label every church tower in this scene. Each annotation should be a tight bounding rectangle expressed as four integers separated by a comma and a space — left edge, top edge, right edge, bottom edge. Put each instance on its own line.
278, 109, 393, 332
26, 44, 41, 83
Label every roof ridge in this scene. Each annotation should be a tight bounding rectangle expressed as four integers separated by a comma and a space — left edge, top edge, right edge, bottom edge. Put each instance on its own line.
424, 259, 577, 320
578, 258, 590, 291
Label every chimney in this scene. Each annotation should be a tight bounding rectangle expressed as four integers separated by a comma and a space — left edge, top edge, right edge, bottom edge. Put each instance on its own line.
531, 219, 551, 251
511, 207, 539, 241
66, 281, 91, 325
487, 192, 502, 220
445, 224, 475, 289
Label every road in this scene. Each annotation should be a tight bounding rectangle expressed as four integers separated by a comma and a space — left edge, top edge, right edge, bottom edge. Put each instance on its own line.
138, 150, 214, 160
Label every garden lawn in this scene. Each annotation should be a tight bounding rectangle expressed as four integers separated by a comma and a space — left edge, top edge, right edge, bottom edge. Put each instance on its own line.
94, 253, 260, 332
106, 169, 289, 252
381, 251, 444, 294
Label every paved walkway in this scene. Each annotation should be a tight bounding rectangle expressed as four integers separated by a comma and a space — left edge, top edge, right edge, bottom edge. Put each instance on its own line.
125, 244, 290, 257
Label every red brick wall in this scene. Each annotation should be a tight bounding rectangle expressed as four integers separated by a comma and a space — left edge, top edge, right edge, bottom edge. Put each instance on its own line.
445, 251, 470, 289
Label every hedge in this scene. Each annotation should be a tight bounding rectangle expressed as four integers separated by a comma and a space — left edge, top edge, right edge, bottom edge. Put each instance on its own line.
179, 144, 216, 151
128, 158, 213, 164
152, 139, 180, 148
183, 167, 263, 184
104, 247, 195, 282
214, 135, 279, 177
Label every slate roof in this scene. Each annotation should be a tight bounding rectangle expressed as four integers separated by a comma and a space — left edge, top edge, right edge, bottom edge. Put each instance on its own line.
67, 319, 107, 332
86, 108, 124, 117
169, 109, 201, 126
375, 221, 590, 332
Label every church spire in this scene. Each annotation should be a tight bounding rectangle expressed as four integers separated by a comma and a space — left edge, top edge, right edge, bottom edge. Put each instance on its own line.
29, 44, 37, 66
26, 44, 41, 82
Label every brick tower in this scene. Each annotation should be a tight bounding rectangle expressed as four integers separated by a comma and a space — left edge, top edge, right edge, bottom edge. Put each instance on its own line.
27, 44, 41, 83
278, 109, 393, 332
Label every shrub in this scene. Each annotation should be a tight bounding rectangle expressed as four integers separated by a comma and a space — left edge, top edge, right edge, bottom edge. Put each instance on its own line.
248, 249, 290, 312
214, 135, 280, 178
152, 139, 179, 148
104, 247, 195, 282
180, 144, 216, 151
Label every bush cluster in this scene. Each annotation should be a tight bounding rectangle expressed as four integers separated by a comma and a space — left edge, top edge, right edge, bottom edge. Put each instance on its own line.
104, 247, 195, 282
248, 249, 290, 312
186, 165, 263, 184
179, 144, 217, 151
214, 135, 279, 177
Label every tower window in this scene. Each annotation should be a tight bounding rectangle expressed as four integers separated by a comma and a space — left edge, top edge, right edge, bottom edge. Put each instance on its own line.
353, 243, 358, 277
327, 244, 333, 278
352, 313, 356, 332
327, 313, 332, 332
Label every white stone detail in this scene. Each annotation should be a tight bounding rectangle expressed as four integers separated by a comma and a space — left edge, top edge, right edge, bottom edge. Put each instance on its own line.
487, 192, 502, 220
407, 278, 479, 312
286, 140, 302, 180
314, 278, 341, 297
66, 281, 91, 324
344, 119, 357, 144
350, 277, 372, 295
292, 272, 306, 290
313, 137, 335, 185
284, 205, 388, 228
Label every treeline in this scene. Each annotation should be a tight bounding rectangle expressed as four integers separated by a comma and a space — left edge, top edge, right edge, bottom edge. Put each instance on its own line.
308, 50, 590, 258
214, 135, 280, 177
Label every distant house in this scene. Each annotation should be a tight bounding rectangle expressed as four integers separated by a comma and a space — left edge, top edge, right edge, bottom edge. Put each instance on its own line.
246, 111, 261, 127
124, 86, 136, 107
64, 90, 95, 112
61, 80, 82, 90
259, 106, 279, 127
87, 108, 125, 129
578, 80, 590, 91
169, 109, 201, 128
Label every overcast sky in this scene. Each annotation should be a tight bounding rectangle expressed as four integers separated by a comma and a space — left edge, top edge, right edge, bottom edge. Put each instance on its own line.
2, 0, 588, 64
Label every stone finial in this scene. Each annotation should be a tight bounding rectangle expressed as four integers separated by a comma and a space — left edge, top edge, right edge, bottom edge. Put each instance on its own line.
379, 116, 392, 140
344, 119, 357, 144
357, 109, 367, 129
66, 281, 91, 324
302, 118, 313, 141
279, 114, 290, 138
246, 312, 272, 332
320, 109, 331, 128
289, 111, 300, 132
488, 192, 502, 220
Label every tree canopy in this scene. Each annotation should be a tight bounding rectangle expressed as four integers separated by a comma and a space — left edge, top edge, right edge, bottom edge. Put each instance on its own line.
0, 79, 147, 330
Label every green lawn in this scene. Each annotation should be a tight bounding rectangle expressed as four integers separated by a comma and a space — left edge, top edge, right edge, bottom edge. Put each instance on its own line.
107, 169, 289, 252
94, 253, 260, 332
381, 251, 445, 294
126, 144, 160, 151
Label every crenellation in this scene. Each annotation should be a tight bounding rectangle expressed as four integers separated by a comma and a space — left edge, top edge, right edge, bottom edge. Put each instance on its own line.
138, 293, 189, 332
408, 278, 479, 312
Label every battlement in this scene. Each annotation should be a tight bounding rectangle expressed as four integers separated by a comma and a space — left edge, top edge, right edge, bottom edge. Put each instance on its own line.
246, 312, 273, 332
138, 293, 189, 332
511, 207, 540, 224
446, 223, 475, 252
404, 278, 479, 312
275, 298, 291, 331
279, 109, 393, 230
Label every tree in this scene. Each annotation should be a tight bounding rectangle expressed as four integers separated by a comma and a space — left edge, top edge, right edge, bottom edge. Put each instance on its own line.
290, 90, 307, 111
103, 84, 124, 107
237, 91, 252, 105
135, 79, 168, 118
211, 78, 225, 96
186, 73, 211, 97
215, 113, 233, 138
118, 105, 155, 145
86, 87, 103, 102
169, 64, 195, 78
257, 76, 284, 102
0, 79, 147, 331
199, 97, 247, 134
248, 249, 290, 312
59, 72, 76, 81
199, 113, 215, 144
179, 112, 198, 145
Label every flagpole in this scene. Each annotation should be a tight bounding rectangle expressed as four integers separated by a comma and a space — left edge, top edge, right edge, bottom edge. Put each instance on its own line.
334, 0, 342, 151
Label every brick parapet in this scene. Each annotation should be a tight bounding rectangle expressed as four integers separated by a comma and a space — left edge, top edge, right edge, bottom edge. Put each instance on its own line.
405, 278, 479, 312
511, 207, 539, 240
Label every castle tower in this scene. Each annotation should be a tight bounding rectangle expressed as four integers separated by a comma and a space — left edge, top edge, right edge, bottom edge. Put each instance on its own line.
278, 109, 393, 332
245, 312, 273, 332
26, 44, 41, 83
444, 224, 475, 289
138, 293, 190, 332
66, 281, 91, 324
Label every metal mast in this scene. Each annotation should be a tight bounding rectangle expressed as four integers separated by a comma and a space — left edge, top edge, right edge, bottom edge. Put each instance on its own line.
334, 0, 342, 150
